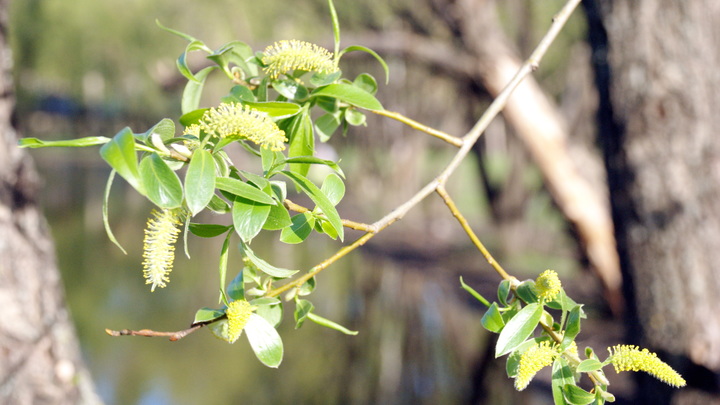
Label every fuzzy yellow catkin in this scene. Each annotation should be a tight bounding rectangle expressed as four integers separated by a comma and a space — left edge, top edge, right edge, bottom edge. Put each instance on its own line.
535, 269, 562, 301
142, 208, 183, 291
515, 341, 560, 391
608, 345, 686, 387
261, 39, 338, 79
226, 300, 254, 343
198, 103, 287, 151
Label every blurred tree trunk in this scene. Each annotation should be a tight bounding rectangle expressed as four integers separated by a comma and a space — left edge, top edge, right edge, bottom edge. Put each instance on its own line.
587, 0, 720, 403
0, 0, 100, 403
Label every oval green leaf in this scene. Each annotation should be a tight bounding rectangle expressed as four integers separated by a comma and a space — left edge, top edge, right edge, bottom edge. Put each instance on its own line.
216, 177, 276, 204
185, 149, 216, 216
562, 384, 595, 405
139, 153, 183, 208
311, 83, 383, 111
245, 313, 283, 368
307, 312, 358, 335
481, 302, 506, 333
240, 242, 298, 278
294, 299, 314, 329
193, 307, 226, 325
280, 212, 315, 244
280, 171, 343, 241
243, 101, 301, 119
321, 173, 345, 206
232, 196, 272, 242
495, 303, 542, 358
100, 127, 144, 195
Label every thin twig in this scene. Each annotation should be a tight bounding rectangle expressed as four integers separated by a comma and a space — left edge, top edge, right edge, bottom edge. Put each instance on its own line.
436, 185, 512, 281
371, 110, 463, 147
105, 323, 206, 341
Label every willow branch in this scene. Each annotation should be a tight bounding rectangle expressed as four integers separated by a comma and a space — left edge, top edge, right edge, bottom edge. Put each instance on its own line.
267, 0, 582, 298
105, 323, 206, 341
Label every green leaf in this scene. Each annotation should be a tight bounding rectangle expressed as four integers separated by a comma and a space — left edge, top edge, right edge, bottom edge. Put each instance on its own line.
18, 136, 110, 148
498, 279, 512, 306
552, 357, 575, 405
283, 156, 344, 177
280, 171, 344, 241
561, 305, 583, 351
139, 153, 183, 208
516, 280, 539, 304
280, 212, 315, 244
245, 313, 283, 368
243, 101, 301, 119
272, 78, 308, 101
495, 303, 542, 357
207, 194, 231, 214
311, 83, 383, 111
309, 70, 342, 87
294, 299, 314, 329
156, 19, 201, 44
217, 231, 233, 303
232, 196, 272, 242
505, 339, 539, 378
307, 312, 358, 335
328, 0, 340, 57
100, 127, 144, 195
182, 66, 217, 114
562, 384, 595, 405
344, 108, 366, 126
321, 173, 345, 206
460, 276, 490, 307
576, 359, 603, 373
226, 271, 244, 301
102, 171, 127, 254
140, 118, 176, 144
315, 113, 341, 142
263, 200, 293, 231
240, 242, 298, 278
192, 307, 226, 325
224, 85, 256, 104
298, 277, 316, 296
282, 111, 314, 177
353, 73, 378, 95
184, 149, 216, 216
215, 177, 276, 204
179, 108, 209, 127
337, 45, 390, 84
208, 319, 230, 341
189, 223, 232, 238
239, 170, 271, 190
481, 302, 505, 333
251, 297, 283, 327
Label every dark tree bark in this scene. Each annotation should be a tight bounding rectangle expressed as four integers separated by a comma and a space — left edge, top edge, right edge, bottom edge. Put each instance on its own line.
588, 0, 720, 403
0, 0, 100, 403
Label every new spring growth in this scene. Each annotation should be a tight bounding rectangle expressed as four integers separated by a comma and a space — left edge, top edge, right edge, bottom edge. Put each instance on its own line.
515, 341, 560, 391
535, 269, 562, 301
608, 345, 686, 387
262, 39, 338, 79
225, 300, 254, 343
192, 103, 287, 151
142, 208, 183, 291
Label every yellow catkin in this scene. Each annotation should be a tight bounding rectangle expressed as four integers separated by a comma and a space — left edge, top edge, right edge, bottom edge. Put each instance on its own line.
142, 209, 183, 291
535, 269, 562, 301
608, 345, 686, 387
226, 300, 254, 343
515, 341, 559, 391
261, 39, 337, 79
199, 103, 287, 151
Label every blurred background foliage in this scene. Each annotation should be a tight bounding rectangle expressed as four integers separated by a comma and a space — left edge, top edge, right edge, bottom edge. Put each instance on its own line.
9, 0, 610, 403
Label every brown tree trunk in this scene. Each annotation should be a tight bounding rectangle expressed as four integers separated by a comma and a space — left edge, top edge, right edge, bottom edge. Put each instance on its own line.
588, 0, 720, 403
0, 0, 100, 403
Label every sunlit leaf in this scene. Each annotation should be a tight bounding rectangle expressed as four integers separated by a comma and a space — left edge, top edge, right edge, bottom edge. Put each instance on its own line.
193, 307, 226, 325
552, 357, 575, 405
243, 101, 302, 119
280, 212, 315, 244
481, 303, 505, 333
18, 136, 110, 148
240, 242, 298, 278
280, 171, 343, 241
189, 223, 232, 238
311, 83, 383, 111
139, 153, 183, 208
182, 66, 217, 114
337, 45, 390, 84
226, 271, 244, 301
232, 196, 272, 242
185, 149, 215, 216
307, 312, 358, 335
216, 177, 276, 204
495, 303, 542, 357
100, 127, 144, 195
294, 299, 314, 329
245, 313, 283, 368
